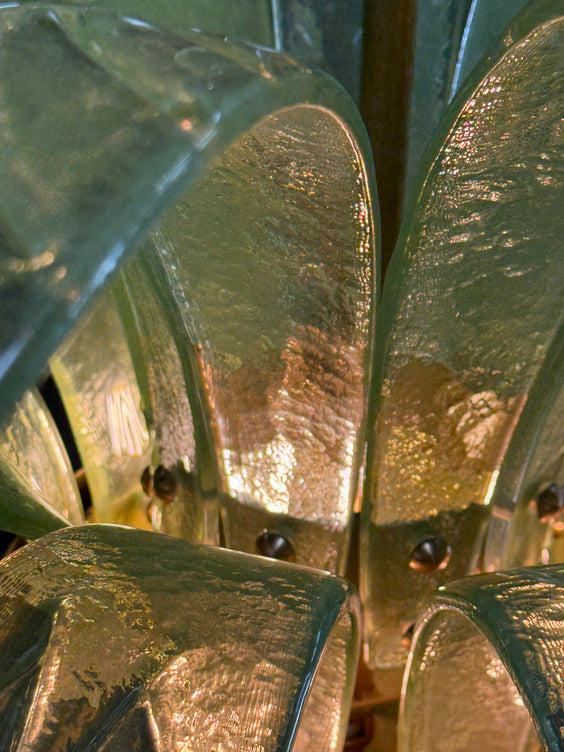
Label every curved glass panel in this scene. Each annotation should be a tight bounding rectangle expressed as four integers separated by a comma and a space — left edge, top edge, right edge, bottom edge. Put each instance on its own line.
0, 387, 82, 538
24, 0, 275, 47
143, 104, 376, 573
50, 292, 153, 529
0, 387, 83, 527
362, 0, 564, 668
273, 0, 364, 101
0, 524, 359, 751
53, 103, 376, 569
451, 0, 530, 96
484, 324, 564, 572
399, 565, 564, 752
406, 0, 473, 202
0, 4, 377, 554
0, 3, 374, 431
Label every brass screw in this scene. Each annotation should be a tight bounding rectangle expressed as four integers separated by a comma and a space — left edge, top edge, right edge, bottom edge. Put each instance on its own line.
256, 530, 295, 562
409, 538, 451, 573
536, 484, 564, 521
153, 465, 177, 503
401, 623, 415, 648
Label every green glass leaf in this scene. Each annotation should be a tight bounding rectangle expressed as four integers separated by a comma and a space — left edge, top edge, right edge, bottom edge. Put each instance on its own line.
483, 323, 564, 572
50, 291, 154, 529
0, 387, 85, 539
0, 3, 377, 558
362, 0, 564, 669
273, 0, 364, 101
398, 565, 564, 752
0, 2, 374, 432
138, 103, 377, 574
0, 524, 359, 750
0, 458, 70, 540
0, 0, 375, 570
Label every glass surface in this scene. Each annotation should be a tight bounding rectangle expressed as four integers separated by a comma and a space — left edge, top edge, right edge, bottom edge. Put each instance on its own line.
0, 387, 81, 539
273, 0, 364, 102
0, 523, 359, 751
483, 325, 564, 572
362, 0, 564, 668
0, 2, 377, 553
398, 565, 564, 752
141, 104, 376, 573
0, 2, 376, 441
50, 292, 153, 529
25, 0, 275, 47
451, 0, 531, 96
53, 102, 377, 571
115, 264, 220, 543
0, 387, 83, 527
406, 0, 473, 204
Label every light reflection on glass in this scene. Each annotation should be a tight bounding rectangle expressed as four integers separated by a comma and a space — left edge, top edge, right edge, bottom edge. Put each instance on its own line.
0, 388, 83, 525
362, 12, 564, 669
0, 524, 359, 751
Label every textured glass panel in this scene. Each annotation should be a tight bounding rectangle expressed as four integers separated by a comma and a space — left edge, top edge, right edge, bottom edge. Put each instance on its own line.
50, 292, 153, 528
114, 264, 220, 544
451, 0, 531, 96
0, 388, 83, 526
273, 0, 364, 102
0, 524, 359, 751
398, 565, 564, 752
24, 0, 275, 47
483, 327, 564, 572
406, 0, 473, 202
362, 1, 564, 668
0, 2, 374, 437
145, 104, 376, 573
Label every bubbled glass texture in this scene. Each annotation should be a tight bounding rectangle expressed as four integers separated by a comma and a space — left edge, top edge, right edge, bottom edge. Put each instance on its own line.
0, 524, 360, 751
399, 565, 564, 752
363, 7, 564, 667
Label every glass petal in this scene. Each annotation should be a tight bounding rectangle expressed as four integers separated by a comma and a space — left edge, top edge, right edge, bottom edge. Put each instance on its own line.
0, 523, 360, 751
0, 3, 374, 434
0, 387, 83, 528
362, 0, 564, 668
398, 565, 564, 752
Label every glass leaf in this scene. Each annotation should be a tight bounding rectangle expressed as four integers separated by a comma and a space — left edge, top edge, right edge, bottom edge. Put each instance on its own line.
22, 0, 275, 47
398, 565, 564, 752
362, 0, 564, 669
0, 387, 83, 528
50, 292, 153, 530
406, 0, 473, 203
0, 387, 86, 539
0, 3, 373, 439
141, 103, 377, 573
0, 523, 359, 751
